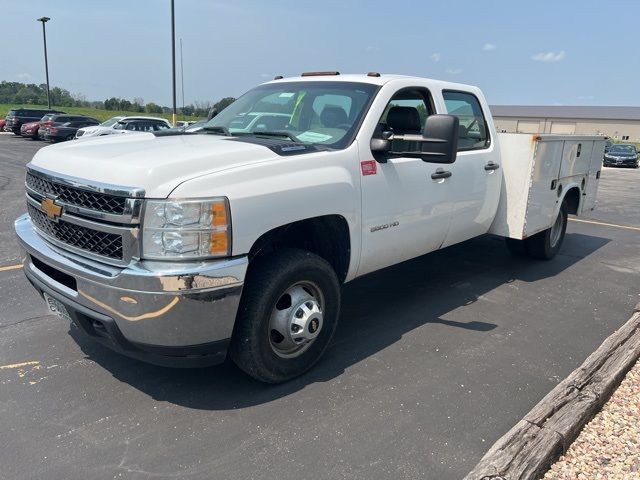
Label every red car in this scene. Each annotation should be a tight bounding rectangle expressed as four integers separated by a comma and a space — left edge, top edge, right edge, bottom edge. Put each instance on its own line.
0, 119, 6, 131
20, 121, 40, 140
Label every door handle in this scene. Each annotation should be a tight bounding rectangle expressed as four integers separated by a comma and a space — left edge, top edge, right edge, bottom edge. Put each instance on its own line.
431, 169, 452, 180
484, 162, 500, 171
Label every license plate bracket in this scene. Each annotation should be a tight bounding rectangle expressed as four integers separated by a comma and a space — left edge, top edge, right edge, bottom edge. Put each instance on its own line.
43, 293, 72, 323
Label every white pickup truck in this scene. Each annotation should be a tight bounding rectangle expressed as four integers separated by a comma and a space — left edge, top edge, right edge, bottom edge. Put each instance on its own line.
15, 72, 605, 383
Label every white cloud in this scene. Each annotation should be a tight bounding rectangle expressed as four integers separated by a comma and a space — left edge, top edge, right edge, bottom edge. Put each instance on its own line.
16, 73, 32, 81
482, 43, 496, 51
531, 50, 566, 62
259, 73, 272, 78
366, 45, 380, 52
578, 95, 595, 101
445, 68, 462, 75
430, 52, 441, 63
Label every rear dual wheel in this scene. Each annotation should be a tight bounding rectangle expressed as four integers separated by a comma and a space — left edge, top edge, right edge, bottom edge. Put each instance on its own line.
506, 203, 568, 260
230, 249, 340, 384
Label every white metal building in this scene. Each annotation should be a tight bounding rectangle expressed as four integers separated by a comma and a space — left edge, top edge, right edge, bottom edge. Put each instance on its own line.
490, 105, 640, 141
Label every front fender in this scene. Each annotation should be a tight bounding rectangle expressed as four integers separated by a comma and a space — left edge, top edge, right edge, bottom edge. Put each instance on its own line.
169, 144, 362, 280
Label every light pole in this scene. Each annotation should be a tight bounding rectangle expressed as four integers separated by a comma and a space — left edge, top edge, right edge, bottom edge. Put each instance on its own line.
180, 38, 185, 120
170, 0, 177, 126
37, 16, 51, 109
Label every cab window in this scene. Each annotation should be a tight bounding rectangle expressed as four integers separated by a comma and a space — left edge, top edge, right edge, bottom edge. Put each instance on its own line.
375, 88, 434, 154
442, 91, 490, 151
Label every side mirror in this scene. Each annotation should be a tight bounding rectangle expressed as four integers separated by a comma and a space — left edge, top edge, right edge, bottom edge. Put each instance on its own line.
206, 108, 218, 121
419, 114, 459, 163
370, 130, 393, 153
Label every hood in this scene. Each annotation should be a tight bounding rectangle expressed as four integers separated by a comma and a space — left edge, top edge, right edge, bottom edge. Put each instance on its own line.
77, 125, 110, 136
29, 132, 280, 197
607, 151, 636, 157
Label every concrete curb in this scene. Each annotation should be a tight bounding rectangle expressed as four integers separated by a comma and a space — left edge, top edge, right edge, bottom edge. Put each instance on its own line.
464, 303, 640, 480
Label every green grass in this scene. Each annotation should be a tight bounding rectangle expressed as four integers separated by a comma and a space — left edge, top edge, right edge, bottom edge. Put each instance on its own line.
0, 104, 203, 123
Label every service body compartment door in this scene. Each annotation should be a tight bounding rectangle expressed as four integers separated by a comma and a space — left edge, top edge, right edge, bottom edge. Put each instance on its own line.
522, 139, 564, 237
559, 140, 593, 179
582, 141, 604, 212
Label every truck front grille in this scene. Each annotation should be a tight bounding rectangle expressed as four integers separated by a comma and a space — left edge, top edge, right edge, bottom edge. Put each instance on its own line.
27, 204, 123, 260
26, 172, 127, 215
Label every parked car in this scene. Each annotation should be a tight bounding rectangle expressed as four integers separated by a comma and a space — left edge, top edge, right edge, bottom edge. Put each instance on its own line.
604, 139, 613, 152
603, 144, 639, 168
20, 121, 41, 139
75, 116, 171, 138
43, 116, 100, 142
15, 73, 606, 383
75, 116, 123, 138
0, 119, 6, 132
38, 113, 67, 140
184, 120, 207, 132
4, 108, 64, 134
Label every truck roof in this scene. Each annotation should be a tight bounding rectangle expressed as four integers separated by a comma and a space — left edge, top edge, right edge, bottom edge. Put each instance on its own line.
264, 73, 479, 92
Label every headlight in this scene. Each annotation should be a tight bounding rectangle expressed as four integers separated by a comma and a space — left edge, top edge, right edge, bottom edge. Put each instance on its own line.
141, 198, 231, 259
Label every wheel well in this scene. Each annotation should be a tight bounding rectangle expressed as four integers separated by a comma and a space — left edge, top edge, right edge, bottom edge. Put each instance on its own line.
563, 186, 581, 215
248, 215, 351, 283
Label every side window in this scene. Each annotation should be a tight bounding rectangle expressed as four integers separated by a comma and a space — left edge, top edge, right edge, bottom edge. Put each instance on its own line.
442, 91, 489, 151
376, 88, 433, 153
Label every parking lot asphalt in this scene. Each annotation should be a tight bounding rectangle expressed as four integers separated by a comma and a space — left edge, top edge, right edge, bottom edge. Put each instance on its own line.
1, 133, 639, 480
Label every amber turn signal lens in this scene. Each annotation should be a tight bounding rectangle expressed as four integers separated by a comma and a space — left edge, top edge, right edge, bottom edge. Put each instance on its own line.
211, 202, 228, 227
209, 231, 229, 255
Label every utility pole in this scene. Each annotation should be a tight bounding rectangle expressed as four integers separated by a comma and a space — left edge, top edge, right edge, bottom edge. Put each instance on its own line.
37, 17, 51, 109
171, 0, 177, 126
180, 38, 185, 120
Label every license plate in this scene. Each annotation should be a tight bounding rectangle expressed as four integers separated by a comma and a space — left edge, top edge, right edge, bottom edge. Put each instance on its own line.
43, 293, 72, 322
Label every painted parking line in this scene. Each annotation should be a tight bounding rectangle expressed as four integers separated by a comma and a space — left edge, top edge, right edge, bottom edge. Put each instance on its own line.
570, 217, 640, 232
0, 263, 23, 272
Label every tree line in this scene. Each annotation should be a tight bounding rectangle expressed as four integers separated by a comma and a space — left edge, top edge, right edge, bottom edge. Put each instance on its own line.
0, 81, 234, 117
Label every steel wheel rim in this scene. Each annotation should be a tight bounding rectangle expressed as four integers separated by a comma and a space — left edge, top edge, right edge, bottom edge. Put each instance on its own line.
268, 281, 325, 359
550, 211, 563, 248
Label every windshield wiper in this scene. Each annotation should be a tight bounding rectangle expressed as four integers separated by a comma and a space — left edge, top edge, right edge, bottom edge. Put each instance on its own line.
201, 125, 232, 136
250, 131, 300, 142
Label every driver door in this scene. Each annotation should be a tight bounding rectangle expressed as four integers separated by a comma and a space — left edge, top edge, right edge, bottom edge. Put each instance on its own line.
358, 87, 454, 276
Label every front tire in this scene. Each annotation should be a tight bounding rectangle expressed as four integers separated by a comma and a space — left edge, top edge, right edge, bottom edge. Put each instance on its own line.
230, 249, 340, 383
524, 203, 568, 260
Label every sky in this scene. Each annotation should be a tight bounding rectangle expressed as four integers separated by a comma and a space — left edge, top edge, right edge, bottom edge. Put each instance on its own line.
1, 0, 638, 107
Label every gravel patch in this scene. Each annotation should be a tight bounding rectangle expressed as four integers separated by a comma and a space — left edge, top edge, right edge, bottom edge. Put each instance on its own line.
543, 360, 640, 479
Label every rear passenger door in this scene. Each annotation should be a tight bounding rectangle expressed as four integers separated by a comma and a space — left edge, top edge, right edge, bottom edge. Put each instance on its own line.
438, 90, 501, 247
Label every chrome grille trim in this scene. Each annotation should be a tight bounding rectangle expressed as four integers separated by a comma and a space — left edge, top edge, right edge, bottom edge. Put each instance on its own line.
25, 165, 144, 224
25, 183, 141, 267
28, 204, 123, 260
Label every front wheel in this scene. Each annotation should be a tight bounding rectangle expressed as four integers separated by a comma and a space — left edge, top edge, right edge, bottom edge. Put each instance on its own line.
229, 249, 340, 383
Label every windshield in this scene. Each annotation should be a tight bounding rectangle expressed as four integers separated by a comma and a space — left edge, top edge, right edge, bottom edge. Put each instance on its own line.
609, 145, 636, 154
101, 117, 123, 127
201, 81, 379, 148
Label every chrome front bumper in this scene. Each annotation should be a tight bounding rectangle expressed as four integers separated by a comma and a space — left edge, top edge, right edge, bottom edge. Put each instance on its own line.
15, 214, 248, 366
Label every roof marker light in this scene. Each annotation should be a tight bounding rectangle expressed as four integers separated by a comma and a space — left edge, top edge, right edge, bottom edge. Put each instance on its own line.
301, 71, 340, 77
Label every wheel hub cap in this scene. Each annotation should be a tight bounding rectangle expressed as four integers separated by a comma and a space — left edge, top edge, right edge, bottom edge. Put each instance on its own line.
269, 283, 324, 358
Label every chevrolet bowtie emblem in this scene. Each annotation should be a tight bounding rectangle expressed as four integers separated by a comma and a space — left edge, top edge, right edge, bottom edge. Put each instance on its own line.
41, 198, 63, 220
